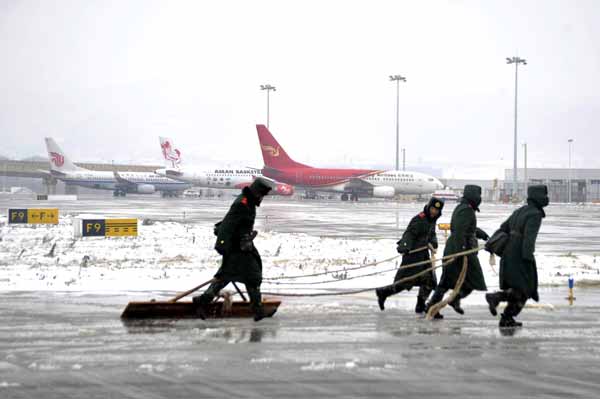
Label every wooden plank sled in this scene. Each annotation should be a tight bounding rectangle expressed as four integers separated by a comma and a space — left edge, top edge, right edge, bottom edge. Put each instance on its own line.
121, 298, 281, 319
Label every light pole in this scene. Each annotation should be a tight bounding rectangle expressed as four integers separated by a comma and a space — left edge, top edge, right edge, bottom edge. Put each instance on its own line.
260, 84, 276, 128
402, 148, 406, 171
506, 56, 527, 199
568, 138, 573, 203
523, 142, 527, 196
389, 75, 406, 171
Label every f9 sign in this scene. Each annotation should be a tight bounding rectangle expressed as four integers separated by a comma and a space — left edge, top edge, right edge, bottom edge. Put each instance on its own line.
8, 208, 59, 224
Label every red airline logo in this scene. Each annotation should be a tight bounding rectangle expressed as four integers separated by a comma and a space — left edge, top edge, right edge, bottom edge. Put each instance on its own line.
161, 140, 181, 164
50, 152, 64, 167
261, 145, 280, 157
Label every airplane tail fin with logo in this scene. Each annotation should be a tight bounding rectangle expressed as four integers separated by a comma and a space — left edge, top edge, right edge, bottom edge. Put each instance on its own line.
256, 124, 310, 170
159, 136, 183, 169
44, 138, 84, 173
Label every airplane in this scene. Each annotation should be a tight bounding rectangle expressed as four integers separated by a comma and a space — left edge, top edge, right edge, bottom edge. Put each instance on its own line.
44, 137, 190, 197
255, 124, 444, 201
155, 136, 294, 196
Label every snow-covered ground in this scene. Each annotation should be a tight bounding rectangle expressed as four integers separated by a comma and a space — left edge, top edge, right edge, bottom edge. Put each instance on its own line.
1, 212, 598, 293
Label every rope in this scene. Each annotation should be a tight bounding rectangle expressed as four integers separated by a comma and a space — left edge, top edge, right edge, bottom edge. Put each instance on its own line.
261, 246, 483, 297
264, 245, 482, 286
262, 245, 431, 281
425, 256, 468, 320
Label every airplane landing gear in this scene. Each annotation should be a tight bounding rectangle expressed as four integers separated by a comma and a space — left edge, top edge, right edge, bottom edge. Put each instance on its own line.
113, 190, 126, 197
341, 193, 359, 201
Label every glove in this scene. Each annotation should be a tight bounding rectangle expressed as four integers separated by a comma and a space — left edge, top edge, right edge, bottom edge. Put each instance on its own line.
215, 238, 226, 255
213, 221, 222, 236
476, 228, 489, 241
396, 241, 410, 255
240, 233, 254, 252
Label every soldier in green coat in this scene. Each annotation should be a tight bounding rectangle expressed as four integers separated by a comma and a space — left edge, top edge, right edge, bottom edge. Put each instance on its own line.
376, 197, 444, 314
193, 178, 275, 322
485, 185, 549, 328
426, 185, 489, 318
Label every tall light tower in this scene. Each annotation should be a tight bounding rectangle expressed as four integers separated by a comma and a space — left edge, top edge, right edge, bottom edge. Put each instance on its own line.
523, 142, 528, 194
389, 75, 406, 171
568, 138, 574, 203
506, 56, 527, 199
260, 84, 276, 128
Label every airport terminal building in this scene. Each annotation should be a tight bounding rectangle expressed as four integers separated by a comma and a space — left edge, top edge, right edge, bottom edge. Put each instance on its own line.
504, 168, 600, 203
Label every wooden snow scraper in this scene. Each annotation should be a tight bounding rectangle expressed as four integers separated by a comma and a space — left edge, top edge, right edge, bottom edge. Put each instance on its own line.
121, 279, 281, 320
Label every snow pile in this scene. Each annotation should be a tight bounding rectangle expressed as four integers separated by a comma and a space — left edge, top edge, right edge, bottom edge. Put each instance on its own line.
0, 215, 598, 292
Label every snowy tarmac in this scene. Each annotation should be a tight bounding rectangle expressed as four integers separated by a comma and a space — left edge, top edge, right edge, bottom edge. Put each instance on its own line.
1, 289, 599, 398
1, 196, 599, 397
2, 195, 600, 251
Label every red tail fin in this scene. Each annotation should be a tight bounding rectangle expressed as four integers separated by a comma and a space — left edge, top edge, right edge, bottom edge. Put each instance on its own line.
256, 124, 310, 169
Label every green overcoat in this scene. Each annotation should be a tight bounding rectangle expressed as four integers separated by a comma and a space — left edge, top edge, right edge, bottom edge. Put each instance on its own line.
498, 200, 545, 301
438, 200, 488, 291
395, 208, 439, 284
213, 187, 262, 285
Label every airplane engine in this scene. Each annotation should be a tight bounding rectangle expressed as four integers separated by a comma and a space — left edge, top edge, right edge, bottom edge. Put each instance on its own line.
372, 186, 395, 198
274, 183, 294, 196
136, 184, 156, 194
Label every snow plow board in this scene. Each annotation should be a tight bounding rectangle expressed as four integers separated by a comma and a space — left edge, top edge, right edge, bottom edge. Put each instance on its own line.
120, 298, 281, 319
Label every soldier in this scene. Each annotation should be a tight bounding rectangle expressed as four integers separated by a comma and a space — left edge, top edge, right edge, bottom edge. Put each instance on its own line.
485, 185, 549, 328
376, 197, 444, 314
426, 185, 489, 318
193, 177, 275, 322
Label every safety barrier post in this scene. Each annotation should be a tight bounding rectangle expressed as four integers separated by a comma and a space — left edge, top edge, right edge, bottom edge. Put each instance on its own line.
566, 276, 576, 305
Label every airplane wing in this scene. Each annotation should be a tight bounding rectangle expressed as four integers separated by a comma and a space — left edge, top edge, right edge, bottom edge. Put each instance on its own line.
344, 177, 375, 191
164, 168, 183, 178
37, 169, 54, 176
113, 171, 137, 189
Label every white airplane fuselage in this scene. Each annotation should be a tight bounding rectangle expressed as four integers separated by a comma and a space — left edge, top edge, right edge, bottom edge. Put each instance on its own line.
157, 168, 260, 188
156, 167, 295, 196
53, 170, 189, 193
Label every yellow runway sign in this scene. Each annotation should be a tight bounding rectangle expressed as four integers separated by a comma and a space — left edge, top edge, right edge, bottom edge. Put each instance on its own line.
106, 218, 138, 237
8, 208, 59, 224
80, 218, 137, 237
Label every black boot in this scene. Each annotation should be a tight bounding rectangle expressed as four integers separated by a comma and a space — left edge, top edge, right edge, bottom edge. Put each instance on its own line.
449, 296, 464, 315
499, 314, 523, 328
254, 306, 277, 322
192, 295, 207, 320
425, 288, 446, 320
415, 296, 426, 314
485, 291, 507, 316
424, 303, 444, 319
376, 288, 388, 311
376, 285, 399, 311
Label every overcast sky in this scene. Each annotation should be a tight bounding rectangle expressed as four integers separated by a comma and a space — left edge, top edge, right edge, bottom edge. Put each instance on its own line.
1, 0, 599, 179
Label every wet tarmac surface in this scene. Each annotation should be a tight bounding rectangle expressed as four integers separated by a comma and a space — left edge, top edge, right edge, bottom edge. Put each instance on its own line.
1, 195, 599, 253
1, 196, 599, 397
1, 289, 599, 398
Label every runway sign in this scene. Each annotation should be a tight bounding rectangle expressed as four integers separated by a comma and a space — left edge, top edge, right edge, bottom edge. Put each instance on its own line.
82, 219, 106, 237
80, 218, 137, 237
8, 208, 59, 224
105, 218, 138, 237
